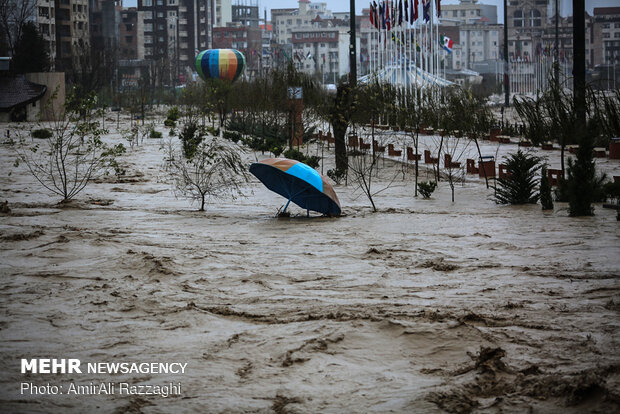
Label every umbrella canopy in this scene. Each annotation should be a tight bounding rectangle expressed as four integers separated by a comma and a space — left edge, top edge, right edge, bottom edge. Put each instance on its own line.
250, 158, 341, 216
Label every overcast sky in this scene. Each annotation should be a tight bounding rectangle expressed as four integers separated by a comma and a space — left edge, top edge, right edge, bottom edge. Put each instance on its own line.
123, 0, 619, 24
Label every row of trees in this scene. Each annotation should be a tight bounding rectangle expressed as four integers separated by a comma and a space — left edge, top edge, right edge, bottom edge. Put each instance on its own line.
10, 61, 619, 217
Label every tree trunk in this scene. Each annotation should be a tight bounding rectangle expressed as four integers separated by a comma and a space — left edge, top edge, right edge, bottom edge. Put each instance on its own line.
333, 84, 350, 173
414, 131, 419, 197
573, 0, 586, 129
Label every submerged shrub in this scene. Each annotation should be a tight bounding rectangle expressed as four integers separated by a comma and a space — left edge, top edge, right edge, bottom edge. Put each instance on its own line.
149, 128, 162, 138
31, 128, 52, 139
166, 106, 180, 122
540, 167, 554, 210
418, 181, 437, 199
179, 122, 204, 159
164, 119, 176, 128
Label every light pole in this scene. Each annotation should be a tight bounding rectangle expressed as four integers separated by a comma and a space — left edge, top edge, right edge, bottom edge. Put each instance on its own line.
504, 0, 509, 106
349, 0, 357, 85
167, 15, 179, 86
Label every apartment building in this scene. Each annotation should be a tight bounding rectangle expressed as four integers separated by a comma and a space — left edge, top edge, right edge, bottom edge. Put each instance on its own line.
54, 0, 90, 72
137, 0, 211, 84
591, 7, 620, 66
441, 0, 498, 25
231, 1, 259, 28
213, 0, 231, 27
291, 27, 350, 83
36, 0, 57, 65
272, 1, 333, 46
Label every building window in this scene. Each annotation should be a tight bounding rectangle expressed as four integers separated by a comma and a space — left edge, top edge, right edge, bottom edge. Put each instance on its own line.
603, 23, 610, 29
529, 9, 541, 27
125, 36, 133, 42
615, 32, 620, 38
513, 10, 523, 27
603, 33, 610, 38
143, 0, 152, 6
39, 7, 49, 17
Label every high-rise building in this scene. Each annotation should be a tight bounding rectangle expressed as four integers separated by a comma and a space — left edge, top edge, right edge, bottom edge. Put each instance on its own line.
213, 0, 231, 27
441, 0, 497, 25
137, 0, 212, 85
54, 0, 90, 72
231, 0, 258, 28
591, 7, 620, 67
36, 0, 57, 66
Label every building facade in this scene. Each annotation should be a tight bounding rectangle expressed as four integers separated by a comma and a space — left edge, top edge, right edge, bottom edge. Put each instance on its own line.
591, 7, 620, 66
137, 0, 212, 84
291, 27, 349, 83
441, 0, 497, 25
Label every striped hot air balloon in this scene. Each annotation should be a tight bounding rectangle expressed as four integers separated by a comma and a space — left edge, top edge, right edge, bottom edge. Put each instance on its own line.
195, 49, 246, 83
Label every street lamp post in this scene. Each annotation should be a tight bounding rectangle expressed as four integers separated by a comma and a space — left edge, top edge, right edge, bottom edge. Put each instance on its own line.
349, 0, 357, 85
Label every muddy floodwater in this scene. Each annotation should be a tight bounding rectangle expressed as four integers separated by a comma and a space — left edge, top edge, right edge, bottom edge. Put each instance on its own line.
0, 118, 619, 413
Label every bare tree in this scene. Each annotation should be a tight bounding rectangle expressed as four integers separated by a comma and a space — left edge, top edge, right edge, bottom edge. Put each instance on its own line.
442, 136, 470, 202
13, 91, 125, 202
163, 137, 249, 211
348, 134, 399, 212
0, 0, 36, 55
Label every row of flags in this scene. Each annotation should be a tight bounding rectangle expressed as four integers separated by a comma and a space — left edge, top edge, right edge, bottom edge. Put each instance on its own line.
369, 0, 441, 28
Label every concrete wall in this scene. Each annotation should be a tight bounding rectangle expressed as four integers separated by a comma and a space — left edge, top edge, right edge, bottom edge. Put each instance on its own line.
25, 72, 66, 121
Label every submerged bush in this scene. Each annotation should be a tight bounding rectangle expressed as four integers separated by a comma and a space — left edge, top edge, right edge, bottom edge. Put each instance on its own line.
164, 119, 176, 128
418, 181, 437, 199
31, 128, 52, 139
540, 167, 554, 210
179, 122, 205, 159
149, 128, 162, 138
166, 106, 180, 122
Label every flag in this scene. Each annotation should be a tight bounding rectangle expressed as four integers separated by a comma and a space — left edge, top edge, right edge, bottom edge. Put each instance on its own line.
435, 0, 441, 17
380, 1, 386, 29
386, 1, 391, 30
373, 1, 379, 28
370, 2, 375, 27
404, 0, 408, 23
306, 51, 312, 60
423, 0, 430, 22
398, 0, 403, 25
412, 0, 418, 21
440, 34, 452, 53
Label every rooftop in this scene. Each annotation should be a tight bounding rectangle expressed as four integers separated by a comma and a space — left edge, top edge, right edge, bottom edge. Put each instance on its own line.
0, 75, 47, 112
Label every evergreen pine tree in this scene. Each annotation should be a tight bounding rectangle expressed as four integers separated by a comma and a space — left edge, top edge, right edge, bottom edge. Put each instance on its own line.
566, 130, 596, 216
540, 167, 554, 210
12, 21, 50, 74
495, 150, 542, 205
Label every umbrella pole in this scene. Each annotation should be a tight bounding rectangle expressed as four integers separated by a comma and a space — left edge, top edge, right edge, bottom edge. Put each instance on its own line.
283, 197, 292, 213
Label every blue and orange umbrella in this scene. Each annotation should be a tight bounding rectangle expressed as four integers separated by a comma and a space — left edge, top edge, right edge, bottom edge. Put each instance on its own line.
250, 158, 341, 216
195, 49, 245, 83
